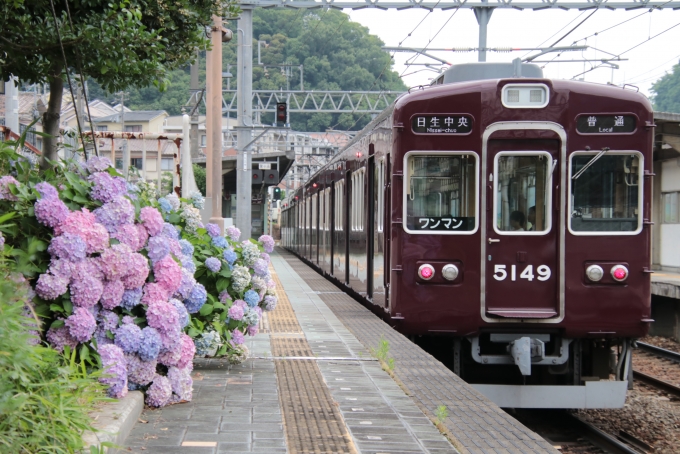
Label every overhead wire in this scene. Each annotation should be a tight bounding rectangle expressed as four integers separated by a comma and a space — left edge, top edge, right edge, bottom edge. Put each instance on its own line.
625, 53, 680, 84
521, 10, 588, 59
400, 7, 459, 77
571, 19, 680, 80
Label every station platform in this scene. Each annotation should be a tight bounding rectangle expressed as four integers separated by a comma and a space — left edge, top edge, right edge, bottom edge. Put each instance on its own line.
121, 249, 557, 454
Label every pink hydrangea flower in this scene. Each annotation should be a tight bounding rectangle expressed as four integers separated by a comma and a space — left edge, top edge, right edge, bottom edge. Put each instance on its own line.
83, 223, 110, 254
157, 342, 181, 367
70, 275, 104, 308
54, 208, 96, 236
167, 366, 193, 403
125, 354, 156, 386
142, 282, 169, 306
35, 273, 69, 300
120, 253, 149, 290
71, 258, 104, 281
0, 175, 19, 200
100, 280, 125, 309
99, 243, 132, 281
88, 172, 126, 203
230, 329, 245, 346
135, 224, 149, 250
65, 307, 96, 342
176, 334, 195, 370
153, 255, 181, 296
146, 299, 181, 351
140, 207, 164, 236
227, 303, 244, 321
112, 224, 140, 251
248, 325, 259, 336
145, 374, 172, 407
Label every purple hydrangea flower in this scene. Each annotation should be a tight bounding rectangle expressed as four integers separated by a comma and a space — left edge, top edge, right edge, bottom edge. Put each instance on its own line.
145, 375, 172, 407
97, 310, 119, 332
170, 298, 189, 328
46, 324, 78, 352
244, 290, 260, 307
0, 231, 4, 251
48, 233, 87, 262
98, 344, 128, 398
248, 325, 259, 336
112, 224, 141, 251
138, 326, 162, 361
176, 268, 196, 300
260, 252, 271, 264
121, 252, 150, 291
184, 283, 207, 314
226, 225, 241, 241
34, 196, 70, 228
70, 275, 104, 308
65, 307, 96, 342
140, 206, 164, 236
230, 329, 245, 346
219, 290, 231, 303
162, 222, 179, 240
179, 239, 194, 257
93, 196, 135, 233
121, 287, 143, 311
223, 249, 237, 265
153, 255, 182, 296
258, 234, 275, 253
158, 342, 181, 367
146, 300, 181, 351
206, 223, 221, 238
253, 258, 269, 276
35, 273, 68, 300
98, 243, 133, 281
125, 354, 156, 386
88, 172, 126, 203
34, 181, 58, 199
48, 259, 72, 280
85, 156, 113, 173
0, 175, 19, 200
177, 334, 195, 370
100, 280, 125, 310
211, 236, 228, 248
115, 321, 142, 354
167, 366, 193, 402
205, 257, 221, 273
181, 257, 196, 273
227, 303, 244, 321
146, 236, 170, 263
263, 295, 278, 311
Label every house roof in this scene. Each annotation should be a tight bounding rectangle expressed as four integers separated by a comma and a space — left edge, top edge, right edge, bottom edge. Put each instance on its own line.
94, 110, 168, 123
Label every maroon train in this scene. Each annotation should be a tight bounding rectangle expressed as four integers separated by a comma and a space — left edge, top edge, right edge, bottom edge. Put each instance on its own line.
281, 63, 653, 408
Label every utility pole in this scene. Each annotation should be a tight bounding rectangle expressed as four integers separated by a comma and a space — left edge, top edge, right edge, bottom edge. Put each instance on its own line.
189, 52, 201, 160
235, 6, 253, 240
4, 77, 19, 134
207, 14, 224, 231
117, 92, 129, 178
474, 0, 492, 62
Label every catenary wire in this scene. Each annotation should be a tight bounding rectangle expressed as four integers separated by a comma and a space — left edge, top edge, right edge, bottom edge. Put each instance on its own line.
522, 11, 588, 59
400, 7, 459, 77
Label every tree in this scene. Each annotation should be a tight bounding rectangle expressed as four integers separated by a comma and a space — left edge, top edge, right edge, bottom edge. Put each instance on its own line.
0, 0, 238, 168
651, 62, 680, 113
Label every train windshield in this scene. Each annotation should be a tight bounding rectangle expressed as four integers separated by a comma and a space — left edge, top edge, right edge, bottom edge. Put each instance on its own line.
404, 153, 477, 233
494, 153, 552, 234
570, 152, 642, 233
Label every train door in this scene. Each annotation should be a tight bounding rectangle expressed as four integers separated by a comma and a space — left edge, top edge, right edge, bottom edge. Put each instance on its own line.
311, 193, 318, 264
483, 133, 562, 320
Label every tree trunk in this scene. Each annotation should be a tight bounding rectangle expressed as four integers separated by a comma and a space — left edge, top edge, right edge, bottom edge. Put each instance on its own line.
40, 75, 63, 170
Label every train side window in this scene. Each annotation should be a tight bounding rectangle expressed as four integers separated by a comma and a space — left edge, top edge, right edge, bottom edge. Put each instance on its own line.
663, 192, 679, 224
335, 180, 344, 231
377, 159, 385, 232
493, 152, 553, 235
352, 169, 365, 231
404, 152, 478, 234
312, 194, 317, 230
569, 151, 643, 235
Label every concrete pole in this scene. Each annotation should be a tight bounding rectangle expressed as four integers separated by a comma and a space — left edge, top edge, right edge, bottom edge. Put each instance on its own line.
236, 7, 253, 240
190, 52, 200, 160
208, 14, 224, 230
474, 1, 492, 62
181, 114, 199, 198
5, 77, 19, 134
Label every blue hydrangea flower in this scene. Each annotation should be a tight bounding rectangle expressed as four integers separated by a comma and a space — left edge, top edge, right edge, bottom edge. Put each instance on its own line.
170, 298, 190, 328
138, 326, 162, 361
158, 197, 173, 213
147, 236, 170, 262
181, 257, 196, 273
223, 249, 237, 265
244, 290, 260, 307
205, 257, 221, 273
212, 236, 228, 248
162, 223, 180, 240
179, 239, 194, 257
184, 283, 207, 314
114, 323, 142, 354
120, 287, 143, 311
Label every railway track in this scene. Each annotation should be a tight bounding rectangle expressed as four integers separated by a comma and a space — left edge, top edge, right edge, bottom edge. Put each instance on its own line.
633, 341, 680, 398
636, 341, 680, 364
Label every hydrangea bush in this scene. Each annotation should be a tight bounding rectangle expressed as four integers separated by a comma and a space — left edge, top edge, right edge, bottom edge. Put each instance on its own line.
0, 147, 277, 408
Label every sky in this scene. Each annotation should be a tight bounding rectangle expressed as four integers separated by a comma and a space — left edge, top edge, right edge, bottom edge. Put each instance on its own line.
348, 7, 680, 99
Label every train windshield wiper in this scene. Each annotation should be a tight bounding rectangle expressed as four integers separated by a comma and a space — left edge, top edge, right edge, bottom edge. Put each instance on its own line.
572, 147, 610, 180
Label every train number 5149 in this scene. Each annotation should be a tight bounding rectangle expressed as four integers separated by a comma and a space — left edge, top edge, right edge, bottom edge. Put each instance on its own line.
492, 264, 551, 282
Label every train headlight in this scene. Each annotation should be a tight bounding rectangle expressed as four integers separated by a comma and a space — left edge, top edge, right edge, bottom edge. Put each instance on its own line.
611, 265, 629, 282
441, 264, 459, 281
418, 264, 435, 281
585, 265, 604, 282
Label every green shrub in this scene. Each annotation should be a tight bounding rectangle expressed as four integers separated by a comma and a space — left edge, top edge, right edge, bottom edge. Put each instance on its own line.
0, 255, 107, 453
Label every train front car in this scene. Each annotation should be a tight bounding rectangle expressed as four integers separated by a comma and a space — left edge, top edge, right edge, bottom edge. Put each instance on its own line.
392, 67, 654, 409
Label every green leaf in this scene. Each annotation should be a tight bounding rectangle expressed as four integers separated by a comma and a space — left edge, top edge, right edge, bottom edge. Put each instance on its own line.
199, 303, 214, 316
213, 302, 226, 311
105, 330, 114, 340
73, 195, 89, 205
50, 303, 64, 313
219, 268, 232, 278
216, 278, 229, 293
217, 344, 228, 356
50, 319, 65, 329
188, 327, 200, 337
80, 345, 90, 362
0, 211, 16, 224
168, 214, 181, 223
63, 300, 73, 315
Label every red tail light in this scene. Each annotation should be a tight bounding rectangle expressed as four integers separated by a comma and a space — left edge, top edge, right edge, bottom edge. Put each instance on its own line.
418, 264, 435, 280
611, 265, 628, 282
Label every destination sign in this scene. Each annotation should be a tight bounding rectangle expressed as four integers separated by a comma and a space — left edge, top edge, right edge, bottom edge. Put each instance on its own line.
576, 115, 636, 134
411, 115, 473, 134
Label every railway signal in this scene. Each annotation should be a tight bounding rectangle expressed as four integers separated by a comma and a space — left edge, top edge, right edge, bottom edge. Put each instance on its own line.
276, 102, 287, 127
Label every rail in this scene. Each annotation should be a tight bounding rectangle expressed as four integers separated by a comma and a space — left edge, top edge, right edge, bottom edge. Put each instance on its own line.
633, 370, 680, 398
636, 342, 680, 364
565, 413, 643, 454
